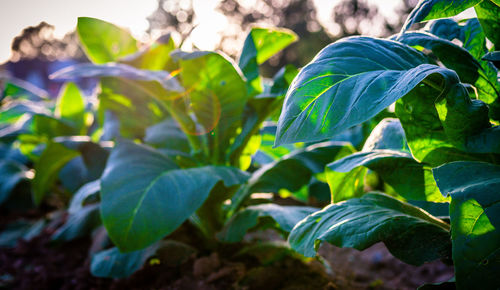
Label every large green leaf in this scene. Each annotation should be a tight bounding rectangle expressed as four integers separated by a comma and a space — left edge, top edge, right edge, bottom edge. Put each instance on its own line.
397, 32, 499, 107
32, 142, 80, 205
100, 141, 248, 251
400, 0, 482, 34
77, 17, 138, 64
219, 204, 317, 242
55, 82, 86, 133
275, 36, 459, 146
288, 193, 451, 265
433, 161, 500, 289
32, 114, 78, 138
175, 51, 248, 161
328, 150, 446, 202
0, 160, 29, 205
239, 27, 297, 95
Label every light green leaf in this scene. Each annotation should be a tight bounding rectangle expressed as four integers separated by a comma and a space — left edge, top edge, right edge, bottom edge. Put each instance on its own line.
400, 0, 482, 34
219, 204, 317, 242
433, 161, 500, 289
120, 33, 177, 71
100, 141, 248, 251
275, 36, 459, 146
77, 17, 138, 64
32, 142, 80, 205
239, 27, 298, 95
55, 82, 86, 133
475, 0, 500, 49
288, 193, 451, 265
176, 51, 248, 161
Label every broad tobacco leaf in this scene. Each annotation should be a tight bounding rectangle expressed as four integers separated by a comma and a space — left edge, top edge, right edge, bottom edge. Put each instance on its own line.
433, 161, 500, 289
77, 17, 138, 64
100, 141, 248, 252
175, 51, 248, 160
275, 36, 458, 146
288, 192, 451, 266
0, 160, 29, 205
218, 203, 317, 242
55, 82, 86, 133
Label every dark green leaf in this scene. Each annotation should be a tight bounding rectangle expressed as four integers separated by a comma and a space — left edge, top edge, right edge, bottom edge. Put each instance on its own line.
275, 37, 459, 146
91, 240, 195, 278
219, 204, 317, 242
483, 51, 500, 62
32, 142, 80, 205
51, 204, 101, 242
0, 220, 45, 248
328, 150, 446, 202
396, 32, 500, 110
288, 193, 451, 265
433, 161, 500, 289
77, 17, 138, 64
69, 180, 100, 214
0, 160, 29, 205
101, 141, 248, 251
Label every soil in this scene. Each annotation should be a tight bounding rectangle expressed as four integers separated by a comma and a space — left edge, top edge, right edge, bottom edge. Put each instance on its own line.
0, 210, 455, 290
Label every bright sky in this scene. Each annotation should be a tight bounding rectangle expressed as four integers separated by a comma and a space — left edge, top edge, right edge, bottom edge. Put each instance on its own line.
0, 0, 403, 63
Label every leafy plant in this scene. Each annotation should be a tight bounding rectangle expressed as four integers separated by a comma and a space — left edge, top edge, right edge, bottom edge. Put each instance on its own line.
274, 0, 500, 289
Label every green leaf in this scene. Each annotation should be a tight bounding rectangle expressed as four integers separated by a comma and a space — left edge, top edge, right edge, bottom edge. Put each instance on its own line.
239, 27, 298, 95
32, 142, 80, 205
475, 0, 500, 49
100, 141, 248, 252
0, 160, 29, 205
91, 240, 195, 278
328, 150, 446, 202
325, 166, 366, 203
55, 82, 86, 132
0, 220, 45, 248
51, 204, 101, 242
288, 193, 451, 265
144, 118, 190, 153
77, 17, 138, 64
275, 36, 459, 146
219, 204, 317, 242
400, 0, 482, 34
68, 180, 100, 214
120, 33, 177, 71
433, 161, 500, 289
362, 118, 409, 151
176, 51, 248, 161
50, 63, 183, 92
395, 80, 498, 167
396, 32, 500, 110
33, 114, 78, 138
483, 51, 500, 62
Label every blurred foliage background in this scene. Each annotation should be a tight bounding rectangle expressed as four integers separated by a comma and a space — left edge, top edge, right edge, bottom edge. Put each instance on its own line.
1, 0, 417, 96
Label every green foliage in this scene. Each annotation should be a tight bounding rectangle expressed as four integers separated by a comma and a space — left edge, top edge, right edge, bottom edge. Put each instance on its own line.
77, 17, 138, 63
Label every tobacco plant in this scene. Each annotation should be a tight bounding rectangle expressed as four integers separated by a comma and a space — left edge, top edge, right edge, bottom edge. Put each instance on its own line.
274, 0, 500, 289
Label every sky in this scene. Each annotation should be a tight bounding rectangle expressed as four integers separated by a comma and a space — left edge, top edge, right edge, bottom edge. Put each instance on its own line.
0, 0, 403, 63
